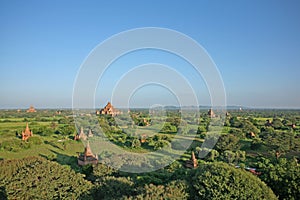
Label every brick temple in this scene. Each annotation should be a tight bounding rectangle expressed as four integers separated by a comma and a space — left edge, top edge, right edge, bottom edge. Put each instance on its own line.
96, 102, 122, 116
208, 109, 216, 118
74, 127, 87, 141
26, 105, 36, 113
185, 151, 198, 169
78, 141, 98, 166
22, 123, 33, 141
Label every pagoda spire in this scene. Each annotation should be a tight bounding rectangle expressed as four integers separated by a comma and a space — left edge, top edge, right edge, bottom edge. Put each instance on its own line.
84, 141, 94, 157
25, 122, 30, 132
78, 140, 98, 165
191, 151, 196, 161
22, 123, 33, 141
185, 151, 198, 168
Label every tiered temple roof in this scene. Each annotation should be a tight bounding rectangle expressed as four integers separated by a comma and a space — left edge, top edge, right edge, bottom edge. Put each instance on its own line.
208, 109, 216, 118
74, 127, 87, 141
27, 105, 36, 113
98, 102, 122, 116
22, 123, 33, 141
78, 141, 98, 166
87, 129, 93, 137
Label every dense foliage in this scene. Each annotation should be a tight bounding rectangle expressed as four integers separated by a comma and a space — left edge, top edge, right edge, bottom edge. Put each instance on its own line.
257, 158, 300, 200
0, 157, 92, 199
190, 162, 278, 200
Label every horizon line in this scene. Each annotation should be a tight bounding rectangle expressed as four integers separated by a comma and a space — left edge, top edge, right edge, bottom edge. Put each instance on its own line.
1, 105, 300, 110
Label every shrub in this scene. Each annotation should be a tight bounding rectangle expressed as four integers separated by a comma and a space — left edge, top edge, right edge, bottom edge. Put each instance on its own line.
190, 162, 277, 200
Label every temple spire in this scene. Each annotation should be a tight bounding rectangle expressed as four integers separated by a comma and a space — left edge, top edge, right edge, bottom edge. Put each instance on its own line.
185, 151, 198, 168
84, 141, 94, 157
22, 123, 33, 141
191, 151, 196, 161
25, 122, 30, 132
78, 140, 98, 165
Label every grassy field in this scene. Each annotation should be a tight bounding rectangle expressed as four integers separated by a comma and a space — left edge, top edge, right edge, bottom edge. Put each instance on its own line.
0, 121, 51, 132
0, 113, 202, 163
0, 139, 82, 158
0, 111, 81, 169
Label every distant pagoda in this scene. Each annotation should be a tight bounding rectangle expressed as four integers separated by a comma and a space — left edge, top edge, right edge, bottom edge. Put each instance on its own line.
22, 123, 33, 141
74, 127, 87, 141
97, 102, 122, 116
78, 141, 98, 166
27, 105, 36, 113
208, 109, 216, 118
185, 151, 198, 169
87, 129, 94, 137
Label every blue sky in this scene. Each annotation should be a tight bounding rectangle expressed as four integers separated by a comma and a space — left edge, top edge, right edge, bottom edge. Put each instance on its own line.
0, 0, 300, 108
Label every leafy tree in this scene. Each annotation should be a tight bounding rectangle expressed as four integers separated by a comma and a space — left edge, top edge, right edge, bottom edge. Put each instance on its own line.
250, 138, 263, 150
282, 119, 292, 126
58, 118, 69, 124
178, 125, 190, 135
209, 149, 220, 162
197, 126, 206, 134
28, 136, 43, 145
197, 126, 207, 139
90, 163, 115, 181
241, 120, 259, 135
222, 150, 236, 163
272, 118, 284, 129
154, 140, 170, 150
35, 126, 54, 136
220, 150, 246, 165
160, 122, 177, 133
166, 115, 181, 127
249, 117, 259, 126
234, 150, 246, 164
50, 121, 58, 129
165, 160, 182, 173
260, 126, 275, 136
190, 162, 277, 200
261, 131, 294, 158
59, 125, 75, 136
0, 157, 92, 199
92, 176, 135, 199
198, 148, 220, 162
229, 128, 245, 139
131, 138, 141, 148
257, 158, 300, 200
215, 134, 240, 152
229, 117, 242, 128
127, 180, 189, 200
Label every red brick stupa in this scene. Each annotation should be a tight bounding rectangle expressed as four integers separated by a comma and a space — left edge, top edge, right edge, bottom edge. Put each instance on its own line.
22, 123, 33, 141
77, 141, 98, 166
185, 151, 198, 169
97, 102, 122, 116
74, 127, 87, 141
26, 105, 36, 113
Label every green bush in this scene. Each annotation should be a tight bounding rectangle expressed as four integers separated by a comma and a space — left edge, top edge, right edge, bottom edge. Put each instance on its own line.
0, 157, 92, 199
0, 139, 23, 152
28, 136, 43, 145
190, 162, 277, 200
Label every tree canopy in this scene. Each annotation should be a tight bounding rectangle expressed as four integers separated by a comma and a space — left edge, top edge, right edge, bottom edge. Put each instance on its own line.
0, 157, 92, 199
190, 162, 278, 200
257, 158, 300, 200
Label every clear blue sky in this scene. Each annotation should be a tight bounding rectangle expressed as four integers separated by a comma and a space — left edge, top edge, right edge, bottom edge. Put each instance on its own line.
1, 0, 300, 109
